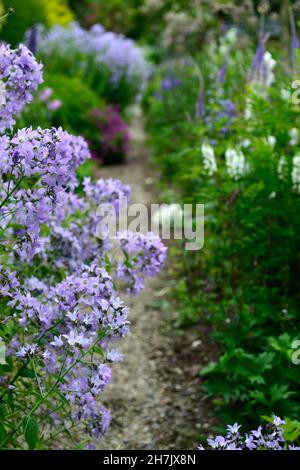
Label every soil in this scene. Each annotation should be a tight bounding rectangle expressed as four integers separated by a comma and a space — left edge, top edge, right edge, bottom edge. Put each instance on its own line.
94, 110, 214, 450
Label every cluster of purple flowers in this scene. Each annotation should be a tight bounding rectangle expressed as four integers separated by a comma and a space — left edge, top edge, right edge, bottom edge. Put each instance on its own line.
204, 98, 236, 138
35, 177, 130, 271
92, 105, 130, 164
198, 416, 300, 450
32, 176, 167, 294
0, 126, 90, 259
117, 232, 168, 293
2, 264, 129, 437
0, 44, 166, 447
0, 44, 43, 132
31, 22, 149, 93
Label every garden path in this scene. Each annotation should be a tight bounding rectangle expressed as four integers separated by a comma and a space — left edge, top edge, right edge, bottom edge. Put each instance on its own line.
94, 110, 211, 450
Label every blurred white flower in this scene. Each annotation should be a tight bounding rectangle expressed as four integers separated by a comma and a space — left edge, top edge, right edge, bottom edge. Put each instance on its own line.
251, 50, 276, 91
244, 98, 253, 120
201, 143, 217, 175
289, 128, 299, 146
263, 51, 276, 87
241, 139, 251, 148
225, 148, 248, 180
277, 156, 287, 180
219, 28, 238, 56
292, 155, 300, 193
267, 135, 276, 148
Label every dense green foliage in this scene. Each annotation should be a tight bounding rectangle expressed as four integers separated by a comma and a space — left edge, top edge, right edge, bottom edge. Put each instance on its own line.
18, 73, 105, 150
145, 28, 300, 426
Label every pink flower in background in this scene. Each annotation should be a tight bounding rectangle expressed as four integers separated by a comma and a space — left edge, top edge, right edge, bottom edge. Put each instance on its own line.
92, 105, 130, 164
39, 87, 53, 102
47, 99, 62, 111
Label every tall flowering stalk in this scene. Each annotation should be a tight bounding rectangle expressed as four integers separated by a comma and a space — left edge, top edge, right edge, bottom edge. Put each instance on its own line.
290, 9, 299, 65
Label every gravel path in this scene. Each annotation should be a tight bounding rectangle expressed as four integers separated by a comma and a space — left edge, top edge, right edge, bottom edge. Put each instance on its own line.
94, 113, 212, 450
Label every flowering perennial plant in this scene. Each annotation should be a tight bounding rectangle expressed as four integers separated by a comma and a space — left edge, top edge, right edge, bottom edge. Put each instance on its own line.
0, 44, 43, 132
29, 22, 149, 103
0, 45, 166, 449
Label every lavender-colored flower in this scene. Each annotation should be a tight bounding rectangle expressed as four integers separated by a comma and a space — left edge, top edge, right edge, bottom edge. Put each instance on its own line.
47, 99, 62, 111
27, 24, 38, 54
116, 231, 167, 293
0, 44, 43, 132
196, 82, 205, 118
218, 60, 227, 84
199, 417, 292, 450
290, 10, 299, 63
227, 423, 241, 435
161, 76, 181, 91
107, 348, 124, 362
29, 22, 150, 97
0, 43, 166, 447
39, 87, 53, 102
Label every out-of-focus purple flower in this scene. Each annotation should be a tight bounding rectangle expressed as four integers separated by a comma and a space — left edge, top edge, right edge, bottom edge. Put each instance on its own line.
251, 34, 266, 75
27, 24, 38, 54
29, 22, 150, 97
92, 105, 130, 164
196, 82, 205, 118
290, 10, 299, 63
218, 59, 227, 84
47, 99, 62, 111
39, 87, 53, 102
161, 76, 181, 91
153, 91, 162, 100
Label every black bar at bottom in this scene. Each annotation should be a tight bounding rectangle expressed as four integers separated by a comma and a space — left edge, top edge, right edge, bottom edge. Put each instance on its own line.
0, 450, 299, 467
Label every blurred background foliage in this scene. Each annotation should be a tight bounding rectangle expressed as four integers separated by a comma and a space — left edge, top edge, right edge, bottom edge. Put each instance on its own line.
0, 0, 73, 45
1, 1, 300, 51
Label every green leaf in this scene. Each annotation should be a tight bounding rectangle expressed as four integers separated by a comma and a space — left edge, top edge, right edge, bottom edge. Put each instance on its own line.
23, 416, 39, 450
0, 403, 7, 418
200, 361, 218, 376
282, 418, 300, 443
18, 367, 35, 378
0, 364, 13, 374
0, 424, 7, 445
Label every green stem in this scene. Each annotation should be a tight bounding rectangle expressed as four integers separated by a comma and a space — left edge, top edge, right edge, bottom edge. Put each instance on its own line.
0, 339, 98, 449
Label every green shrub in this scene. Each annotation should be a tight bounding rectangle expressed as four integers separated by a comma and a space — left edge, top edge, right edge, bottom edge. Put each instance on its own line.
18, 72, 104, 150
